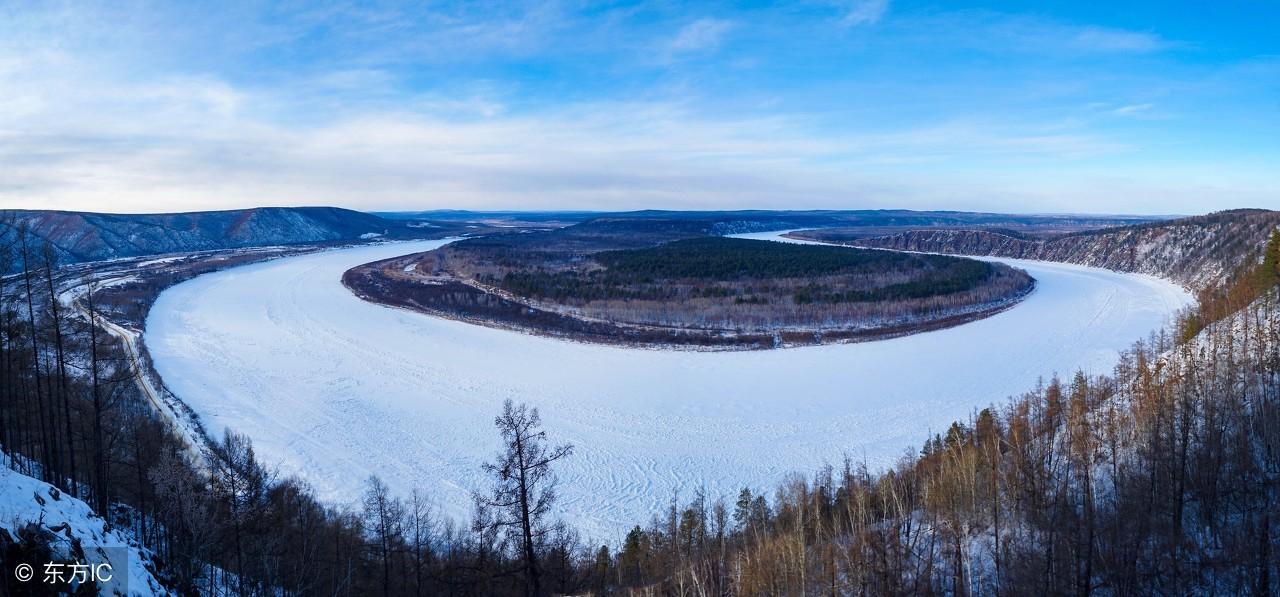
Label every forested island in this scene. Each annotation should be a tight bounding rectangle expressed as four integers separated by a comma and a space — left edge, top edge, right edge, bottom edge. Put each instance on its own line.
344, 220, 1035, 349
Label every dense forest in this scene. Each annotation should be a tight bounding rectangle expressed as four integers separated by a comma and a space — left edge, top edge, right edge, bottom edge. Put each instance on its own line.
3, 213, 1280, 595
501, 237, 1001, 305
393, 232, 1033, 341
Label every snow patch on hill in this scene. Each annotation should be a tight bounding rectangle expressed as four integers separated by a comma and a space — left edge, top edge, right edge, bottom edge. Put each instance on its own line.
0, 459, 167, 595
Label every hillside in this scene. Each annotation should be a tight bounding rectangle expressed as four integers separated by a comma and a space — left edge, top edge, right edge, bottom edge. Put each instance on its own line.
0, 459, 167, 595
809, 209, 1280, 290
0, 206, 466, 264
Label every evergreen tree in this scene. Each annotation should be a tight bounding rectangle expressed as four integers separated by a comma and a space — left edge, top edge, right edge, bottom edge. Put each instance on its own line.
1254, 228, 1280, 291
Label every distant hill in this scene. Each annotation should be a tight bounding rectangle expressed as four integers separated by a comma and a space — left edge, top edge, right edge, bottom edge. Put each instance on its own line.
836, 209, 1280, 290
379, 208, 1160, 230
583, 210, 1160, 236
0, 206, 465, 264
376, 210, 602, 223
0, 205, 1172, 266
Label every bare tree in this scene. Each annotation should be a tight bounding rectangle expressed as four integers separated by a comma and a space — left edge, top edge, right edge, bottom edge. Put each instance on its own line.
363, 475, 405, 597
42, 242, 77, 497
82, 277, 112, 512
149, 446, 214, 588
18, 224, 56, 483
406, 488, 436, 596
207, 428, 268, 596
476, 400, 574, 597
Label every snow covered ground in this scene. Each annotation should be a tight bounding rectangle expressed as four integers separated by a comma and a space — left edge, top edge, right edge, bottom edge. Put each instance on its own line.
144, 233, 1192, 540
0, 461, 166, 595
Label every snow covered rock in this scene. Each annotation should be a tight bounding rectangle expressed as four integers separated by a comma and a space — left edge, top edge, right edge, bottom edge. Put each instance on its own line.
0, 461, 168, 595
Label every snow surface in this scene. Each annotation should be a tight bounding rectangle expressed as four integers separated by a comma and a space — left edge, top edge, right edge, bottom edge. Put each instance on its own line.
144, 232, 1193, 540
0, 462, 165, 595
135, 256, 186, 268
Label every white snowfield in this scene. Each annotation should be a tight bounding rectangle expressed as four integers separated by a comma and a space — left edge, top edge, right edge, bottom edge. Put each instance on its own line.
144, 232, 1192, 540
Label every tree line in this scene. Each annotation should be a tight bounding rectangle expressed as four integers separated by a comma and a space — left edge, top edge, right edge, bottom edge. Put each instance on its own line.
500, 237, 1003, 304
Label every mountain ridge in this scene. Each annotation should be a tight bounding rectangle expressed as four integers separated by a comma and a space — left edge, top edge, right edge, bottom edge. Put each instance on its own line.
0, 206, 458, 264
824, 209, 1280, 290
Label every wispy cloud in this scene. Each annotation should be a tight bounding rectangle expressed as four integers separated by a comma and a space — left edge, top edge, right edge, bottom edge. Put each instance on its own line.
840, 0, 890, 27
667, 18, 734, 54
910, 12, 1173, 56
1112, 103, 1154, 115
1071, 26, 1166, 53
0, 58, 1144, 215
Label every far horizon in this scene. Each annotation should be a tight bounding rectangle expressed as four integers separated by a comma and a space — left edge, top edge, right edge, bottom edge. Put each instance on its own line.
0, 204, 1217, 219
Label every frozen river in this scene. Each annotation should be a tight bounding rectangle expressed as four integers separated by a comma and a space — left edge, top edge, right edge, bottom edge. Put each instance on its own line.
145, 232, 1192, 539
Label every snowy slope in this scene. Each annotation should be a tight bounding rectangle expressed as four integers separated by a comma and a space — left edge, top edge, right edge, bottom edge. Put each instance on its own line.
0, 462, 166, 595
143, 233, 1192, 540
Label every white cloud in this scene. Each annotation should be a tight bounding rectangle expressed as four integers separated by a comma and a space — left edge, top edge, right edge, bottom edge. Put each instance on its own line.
139, 77, 246, 119
840, 0, 889, 27
911, 13, 1171, 56
0, 21, 1246, 216
1112, 103, 1154, 115
0, 64, 1166, 215
1072, 26, 1166, 53
668, 18, 734, 54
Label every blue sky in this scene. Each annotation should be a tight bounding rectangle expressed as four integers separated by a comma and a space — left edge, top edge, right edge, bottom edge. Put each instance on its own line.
0, 1, 1276, 214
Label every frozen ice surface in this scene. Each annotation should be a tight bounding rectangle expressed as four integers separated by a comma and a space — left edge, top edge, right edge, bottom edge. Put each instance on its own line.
145, 233, 1192, 540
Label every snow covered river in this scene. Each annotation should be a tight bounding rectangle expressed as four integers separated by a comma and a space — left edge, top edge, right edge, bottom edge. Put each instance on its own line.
145, 232, 1192, 539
